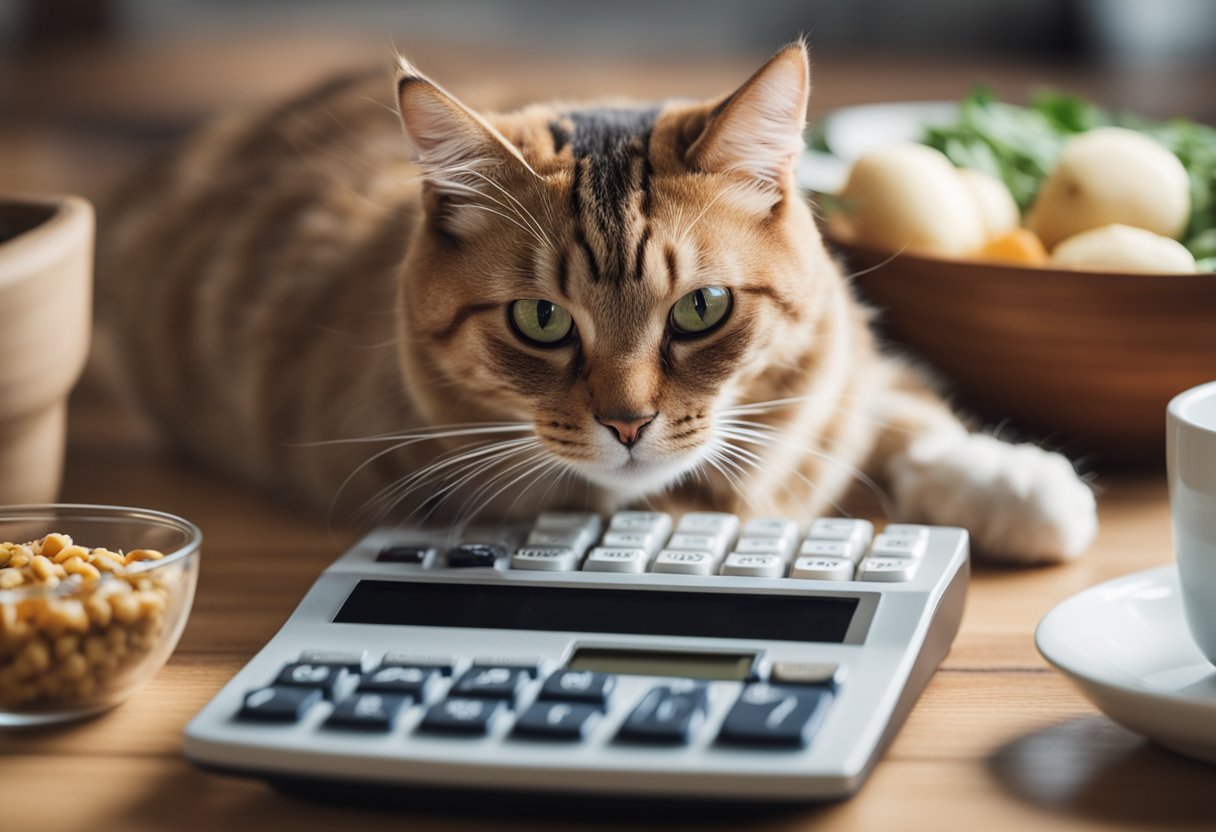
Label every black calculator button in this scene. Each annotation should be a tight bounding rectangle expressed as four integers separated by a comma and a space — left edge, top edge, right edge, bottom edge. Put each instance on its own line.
446, 543, 506, 568
326, 692, 409, 731
419, 697, 504, 735
238, 686, 321, 722
376, 545, 435, 565
471, 658, 541, 677
512, 701, 600, 740
451, 666, 530, 706
358, 665, 440, 699
379, 654, 455, 675
538, 670, 615, 706
717, 685, 833, 748
274, 662, 351, 699
617, 681, 709, 745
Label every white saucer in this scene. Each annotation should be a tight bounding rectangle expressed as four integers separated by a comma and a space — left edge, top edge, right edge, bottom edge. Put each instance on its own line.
1036, 565, 1216, 764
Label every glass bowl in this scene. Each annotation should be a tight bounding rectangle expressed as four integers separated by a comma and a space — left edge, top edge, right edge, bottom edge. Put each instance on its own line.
0, 504, 200, 726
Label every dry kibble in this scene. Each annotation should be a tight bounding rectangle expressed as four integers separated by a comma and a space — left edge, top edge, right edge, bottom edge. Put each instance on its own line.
0, 533, 176, 710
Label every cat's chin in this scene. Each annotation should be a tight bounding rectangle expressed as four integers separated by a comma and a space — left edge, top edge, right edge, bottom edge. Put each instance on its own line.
565, 453, 704, 503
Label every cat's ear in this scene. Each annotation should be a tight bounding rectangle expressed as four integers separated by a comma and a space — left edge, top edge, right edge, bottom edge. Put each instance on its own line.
685, 41, 810, 191
395, 57, 536, 235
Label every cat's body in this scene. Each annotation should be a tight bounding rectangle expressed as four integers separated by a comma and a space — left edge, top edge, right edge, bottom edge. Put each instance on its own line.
98, 45, 1097, 562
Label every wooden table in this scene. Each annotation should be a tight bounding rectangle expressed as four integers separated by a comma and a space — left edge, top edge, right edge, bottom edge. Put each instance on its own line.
3, 382, 1211, 832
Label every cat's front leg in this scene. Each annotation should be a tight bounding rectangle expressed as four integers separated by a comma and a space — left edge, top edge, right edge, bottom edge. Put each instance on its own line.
868, 364, 1098, 564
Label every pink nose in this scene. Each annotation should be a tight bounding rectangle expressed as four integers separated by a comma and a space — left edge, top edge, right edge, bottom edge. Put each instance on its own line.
596, 413, 657, 447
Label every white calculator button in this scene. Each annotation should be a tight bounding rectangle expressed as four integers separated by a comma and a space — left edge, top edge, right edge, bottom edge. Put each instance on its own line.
535, 511, 602, 534
790, 556, 855, 581
601, 530, 660, 553
608, 511, 673, 537
526, 528, 594, 553
869, 533, 927, 559
720, 553, 786, 578
808, 518, 874, 547
798, 539, 861, 563
651, 550, 718, 576
732, 536, 794, 558
665, 533, 728, 557
859, 557, 920, 582
583, 547, 650, 573
741, 517, 799, 541
881, 524, 931, 541
676, 512, 740, 538
511, 547, 578, 571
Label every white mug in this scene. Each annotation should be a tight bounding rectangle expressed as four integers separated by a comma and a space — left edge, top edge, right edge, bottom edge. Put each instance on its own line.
1168, 380, 1216, 666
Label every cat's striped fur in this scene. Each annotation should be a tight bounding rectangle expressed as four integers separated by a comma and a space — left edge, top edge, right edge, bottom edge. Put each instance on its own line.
97, 43, 1097, 561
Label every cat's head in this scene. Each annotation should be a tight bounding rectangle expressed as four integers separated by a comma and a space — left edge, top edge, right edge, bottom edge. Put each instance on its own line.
395, 42, 837, 501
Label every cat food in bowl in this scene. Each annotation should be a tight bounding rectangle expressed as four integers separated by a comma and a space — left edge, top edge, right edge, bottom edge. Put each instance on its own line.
0, 505, 200, 726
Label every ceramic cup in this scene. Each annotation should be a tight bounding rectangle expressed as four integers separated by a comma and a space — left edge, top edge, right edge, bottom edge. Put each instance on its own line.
1167, 380, 1216, 666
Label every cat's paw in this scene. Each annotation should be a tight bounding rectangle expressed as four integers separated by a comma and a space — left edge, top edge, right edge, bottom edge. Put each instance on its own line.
887, 432, 1097, 564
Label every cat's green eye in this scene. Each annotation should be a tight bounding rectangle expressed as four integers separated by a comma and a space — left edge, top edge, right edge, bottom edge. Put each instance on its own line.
508, 299, 574, 346
669, 286, 732, 336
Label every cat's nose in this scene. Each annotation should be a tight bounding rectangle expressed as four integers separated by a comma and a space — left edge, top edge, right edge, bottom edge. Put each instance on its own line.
596, 412, 657, 447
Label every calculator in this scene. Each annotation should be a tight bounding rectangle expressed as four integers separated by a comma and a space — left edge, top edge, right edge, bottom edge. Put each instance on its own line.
183, 511, 969, 806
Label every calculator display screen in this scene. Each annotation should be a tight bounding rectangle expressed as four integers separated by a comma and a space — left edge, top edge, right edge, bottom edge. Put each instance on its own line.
567, 647, 756, 681
334, 580, 859, 643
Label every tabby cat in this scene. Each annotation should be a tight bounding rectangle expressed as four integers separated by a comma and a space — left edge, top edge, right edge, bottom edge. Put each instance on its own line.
98, 42, 1097, 562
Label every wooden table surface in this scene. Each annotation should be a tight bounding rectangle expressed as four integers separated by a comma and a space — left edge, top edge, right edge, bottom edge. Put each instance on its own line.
2, 383, 1211, 832
3, 38, 1215, 832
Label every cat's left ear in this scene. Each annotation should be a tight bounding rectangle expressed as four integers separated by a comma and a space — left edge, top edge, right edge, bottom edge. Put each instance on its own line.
685, 41, 810, 191
395, 57, 537, 235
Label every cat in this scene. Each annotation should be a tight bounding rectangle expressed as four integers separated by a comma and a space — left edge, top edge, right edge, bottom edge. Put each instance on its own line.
96, 41, 1097, 563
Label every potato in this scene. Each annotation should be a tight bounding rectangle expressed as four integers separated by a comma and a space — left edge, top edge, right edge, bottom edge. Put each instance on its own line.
1050, 224, 1197, 273
1027, 127, 1190, 249
958, 168, 1020, 240
835, 143, 986, 256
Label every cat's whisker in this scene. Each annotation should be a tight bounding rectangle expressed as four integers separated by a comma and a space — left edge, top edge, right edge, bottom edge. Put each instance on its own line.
449, 451, 554, 535
301, 422, 533, 448
455, 166, 558, 252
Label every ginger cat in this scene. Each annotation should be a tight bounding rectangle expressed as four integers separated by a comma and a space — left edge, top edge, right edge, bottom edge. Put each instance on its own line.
98, 42, 1096, 562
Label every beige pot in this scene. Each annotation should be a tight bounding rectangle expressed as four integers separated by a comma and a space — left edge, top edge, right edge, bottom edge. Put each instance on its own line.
0, 194, 94, 505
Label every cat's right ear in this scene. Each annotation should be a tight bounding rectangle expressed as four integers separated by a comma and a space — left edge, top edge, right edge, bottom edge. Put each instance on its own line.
396, 58, 535, 237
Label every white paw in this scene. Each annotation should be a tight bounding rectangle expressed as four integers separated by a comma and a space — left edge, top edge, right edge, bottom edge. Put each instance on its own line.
887, 432, 1097, 564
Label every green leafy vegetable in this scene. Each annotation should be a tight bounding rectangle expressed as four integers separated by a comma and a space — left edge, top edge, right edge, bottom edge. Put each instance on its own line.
922, 87, 1216, 269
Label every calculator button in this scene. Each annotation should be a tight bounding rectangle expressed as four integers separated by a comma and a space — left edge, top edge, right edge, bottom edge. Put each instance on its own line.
471, 657, 542, 677
447, 543, 507, 568
326, 692, 409, 731
720, 553, 786, 578
601, 530, 661, 553
608, 511, 673, 536
882, 523, 930, 541
297, 649, 369, 672
512, 701, 601, 740
538, 670, 616, 705
535, 511, 602, 535
375, 545, 435, 565
451, 666, 531, 705
617, 681, 709, 745
526, 528, 594, 552
651, 549, 718, 576
732, 537, 795, 558
790, 556, 855, 581
418, 697, 505, 735
359, 665, 440, 699
769, 662, 845, 689
274, 662, 351, 699
808, 518, 874, 548
798, 539, 861, 563
858, 557, 920, 582
676, 512, 739, 538
717, 685, 832, 748
665, 533, 729, 557
741, 517, 799, 540
583, 547, 649, 573
511, 547, 578, 571
869, 533, 928, 559
379, 654, 454, 675
238, 686, 321, 722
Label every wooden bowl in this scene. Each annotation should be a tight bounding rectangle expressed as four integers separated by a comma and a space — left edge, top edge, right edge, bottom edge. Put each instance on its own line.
0, 194, 94, 504
834, 239, 1216, 467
